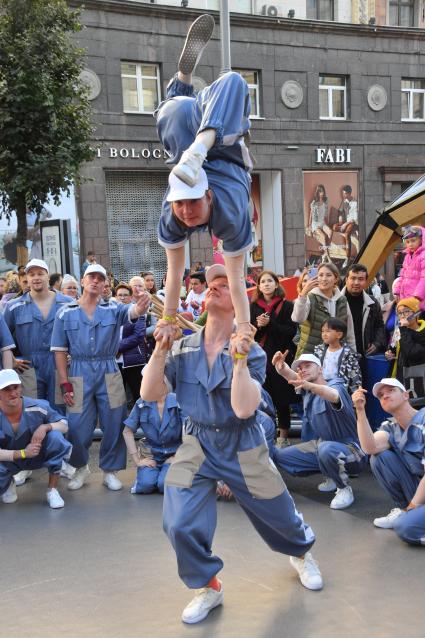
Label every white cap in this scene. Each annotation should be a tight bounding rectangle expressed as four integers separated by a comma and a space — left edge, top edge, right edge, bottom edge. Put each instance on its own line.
291, 354, 322, 371
205, 263, 227, 285
25, 258, 49, 273
372, 378, 407, 398
0, 369, 21, 390
166, 168, 209, 202
84, 264, 107, 279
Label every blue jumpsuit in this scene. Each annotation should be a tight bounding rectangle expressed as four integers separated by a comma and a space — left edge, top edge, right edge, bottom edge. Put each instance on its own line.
0, 397, 71, 495
162, 329, 315, 589
51, 300, 132, 471
273, 379, 367, 488
124, 393, 183, 494
156, 72, 253, 257
0, 313, 15, 369
370, 410, 425, 546
4, 292, 72, 410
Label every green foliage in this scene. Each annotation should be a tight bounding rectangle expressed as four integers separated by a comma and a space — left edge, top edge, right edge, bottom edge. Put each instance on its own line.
0, 0, 95, 237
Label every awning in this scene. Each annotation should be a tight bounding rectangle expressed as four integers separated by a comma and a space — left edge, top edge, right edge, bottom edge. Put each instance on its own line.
356, 175, 425, 280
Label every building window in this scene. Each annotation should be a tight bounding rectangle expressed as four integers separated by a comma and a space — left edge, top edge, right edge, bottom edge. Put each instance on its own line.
401, 79, 425, 121
306, 0, 335, 20
319, 75, 347, 120
121, 62, 160, 114
235, 70, 260, 118
389, 0, 415, 26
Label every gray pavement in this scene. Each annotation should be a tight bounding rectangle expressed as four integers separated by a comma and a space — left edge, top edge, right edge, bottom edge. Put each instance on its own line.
1, 443, 424, 638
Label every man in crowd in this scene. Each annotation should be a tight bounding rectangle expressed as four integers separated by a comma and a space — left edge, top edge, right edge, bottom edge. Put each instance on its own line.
51, 264, 150, 492
81, 250, 96, 275
342, 264, 386, 362
141, 263, 322, 625
184, 272, 207, 319
49, 273, 63, 292
272, 352, 367, 510
0, 369, 71, 509
352, 379, 425, 545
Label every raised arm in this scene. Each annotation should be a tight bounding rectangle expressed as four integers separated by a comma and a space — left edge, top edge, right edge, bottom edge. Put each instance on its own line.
351, 388, 390, 455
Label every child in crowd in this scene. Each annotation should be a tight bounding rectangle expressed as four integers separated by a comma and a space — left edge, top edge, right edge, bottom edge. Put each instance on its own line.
393, 226, 425, 311
154, 14, 254, 354
314, 318, 362, 395
122, 391, 183, 494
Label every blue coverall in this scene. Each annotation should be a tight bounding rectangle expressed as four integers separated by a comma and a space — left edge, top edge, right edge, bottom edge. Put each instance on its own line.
0, 313, 15, 369
162, 329, 316, 589
370, 410, 425, 546
273, 378, 367, 488
156, 72, 253, 258
4, 292, 71, 410
124, 393, 183, 494
0, 397, 71, 495
51, 300, 133, 471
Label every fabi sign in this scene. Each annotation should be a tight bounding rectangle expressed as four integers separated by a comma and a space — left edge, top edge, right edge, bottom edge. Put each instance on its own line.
315, 147, 351, 164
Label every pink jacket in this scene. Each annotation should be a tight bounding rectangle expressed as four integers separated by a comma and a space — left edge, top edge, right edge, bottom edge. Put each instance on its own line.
393, 227, 425, 310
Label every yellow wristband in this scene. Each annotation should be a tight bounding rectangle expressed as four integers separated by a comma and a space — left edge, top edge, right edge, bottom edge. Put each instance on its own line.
234, 353, 247, 360
20, 449, 26, 459
162, 314, 177, 323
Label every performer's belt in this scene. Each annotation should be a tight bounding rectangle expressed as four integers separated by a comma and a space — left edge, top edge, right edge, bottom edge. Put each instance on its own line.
186, 416, 256, 430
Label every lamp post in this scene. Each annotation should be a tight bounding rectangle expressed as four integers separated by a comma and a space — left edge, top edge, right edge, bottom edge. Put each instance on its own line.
219, 0, 231, 74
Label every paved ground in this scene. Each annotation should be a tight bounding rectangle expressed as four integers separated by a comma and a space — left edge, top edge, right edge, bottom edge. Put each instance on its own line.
1, 442, 424, 638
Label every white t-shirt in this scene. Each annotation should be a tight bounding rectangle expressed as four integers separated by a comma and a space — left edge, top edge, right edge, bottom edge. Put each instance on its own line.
186, 289, 207, 319
322, 347, 342, 380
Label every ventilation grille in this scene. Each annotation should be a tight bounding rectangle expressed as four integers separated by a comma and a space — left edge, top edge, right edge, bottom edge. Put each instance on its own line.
104, 171, 168, 283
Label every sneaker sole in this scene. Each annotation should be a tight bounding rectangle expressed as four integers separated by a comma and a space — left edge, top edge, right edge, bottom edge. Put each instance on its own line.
102, 481, 122, 491
330, 497, 354, 510
182, 593, 224, 624
171, 164, 198, 187
178, 14, 215, 76
318, 485, 337, 493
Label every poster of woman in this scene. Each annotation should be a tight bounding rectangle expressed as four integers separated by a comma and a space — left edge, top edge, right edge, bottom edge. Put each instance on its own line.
303, 171, 360, 271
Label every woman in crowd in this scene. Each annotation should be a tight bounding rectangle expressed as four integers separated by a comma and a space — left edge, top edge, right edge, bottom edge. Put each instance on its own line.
117, 278, 147, 403
60, 275, 79, 299
292, 261, 355, 357
141, 271, 157, 296
250, 270, 297, 447
385, 298, 425, 391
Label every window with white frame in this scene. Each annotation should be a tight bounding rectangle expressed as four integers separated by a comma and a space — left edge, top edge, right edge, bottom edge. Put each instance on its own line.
401, 79, 425, 121
306, 0, 335, 21
235, 69, 260, 118
121, 62, 160, 114
319, 75, 347, 120
389, 0, 415, 27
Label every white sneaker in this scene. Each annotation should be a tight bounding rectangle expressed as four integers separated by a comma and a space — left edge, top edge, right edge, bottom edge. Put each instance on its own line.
60, 461, 76, 479
14, 470, 32, 486
178, 14, 215, 76
67, 465, 90, 490
172, 144, 207, 187
2, 481, 17, 504
330, 485, 354, 510
181, 583, 224, 624
373, 508, 403, 529
47, 488, 65, 509
103, 472, 122, 491
290, 552, 323, 591
318, 477, 337, 493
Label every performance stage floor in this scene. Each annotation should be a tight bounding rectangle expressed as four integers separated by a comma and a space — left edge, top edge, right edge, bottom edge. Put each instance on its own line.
1, 456, 423, 638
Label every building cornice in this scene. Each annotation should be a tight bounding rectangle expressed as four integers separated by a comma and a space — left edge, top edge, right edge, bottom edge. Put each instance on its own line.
69, 0, 425, 41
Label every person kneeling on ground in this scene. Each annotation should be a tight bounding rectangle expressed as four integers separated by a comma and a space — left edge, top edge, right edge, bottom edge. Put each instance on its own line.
352, 380, 425, 545
272, 352, 367, 509
0, 369, 71, 509
123, 390, 183, 494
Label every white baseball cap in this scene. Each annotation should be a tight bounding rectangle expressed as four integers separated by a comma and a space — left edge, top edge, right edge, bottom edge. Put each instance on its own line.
205, 264, 227, 285
372, 378, 407, 398
166, 168, 209, 202
84, 264, 107, 279
25, 258, 49, 273
0, 369, 21, 390
291, 354, 322, 371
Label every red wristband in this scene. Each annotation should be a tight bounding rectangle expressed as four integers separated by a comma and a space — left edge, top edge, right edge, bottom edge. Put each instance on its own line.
60, 382, 74, 395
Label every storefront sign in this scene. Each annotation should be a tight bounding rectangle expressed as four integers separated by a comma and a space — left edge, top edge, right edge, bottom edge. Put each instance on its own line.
315, 147, 351, 164
96, 146, 171, 160
40, 219, 74, 276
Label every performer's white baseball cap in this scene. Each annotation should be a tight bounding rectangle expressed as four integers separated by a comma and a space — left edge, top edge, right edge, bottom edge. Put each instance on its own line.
372, 378, 407, 398
205, 264, 227, 285
84, 264, 107, 279
166, 168, 209, 202
0, 369, 21, 390
291, 354, 322, 371
25, 258, 49, 273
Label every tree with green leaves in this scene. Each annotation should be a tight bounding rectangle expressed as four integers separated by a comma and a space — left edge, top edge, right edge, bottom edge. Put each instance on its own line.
0, 0, 94, 265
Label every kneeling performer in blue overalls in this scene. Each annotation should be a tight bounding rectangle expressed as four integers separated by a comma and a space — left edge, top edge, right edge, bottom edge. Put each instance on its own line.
141, 263, 322, 625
